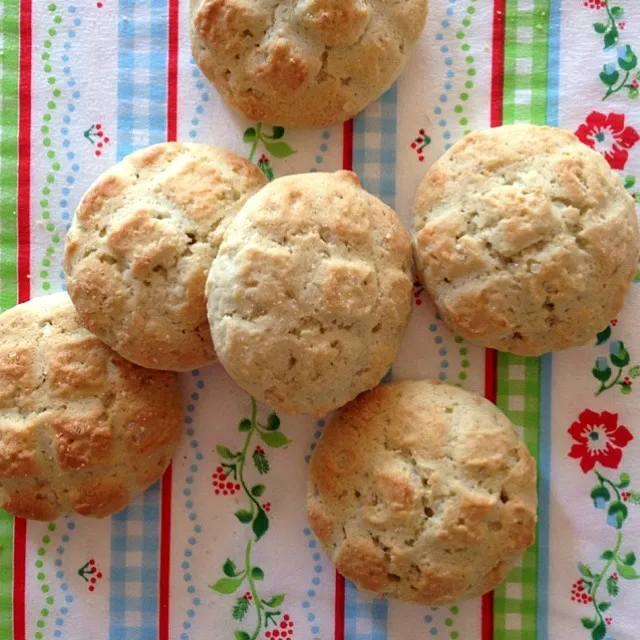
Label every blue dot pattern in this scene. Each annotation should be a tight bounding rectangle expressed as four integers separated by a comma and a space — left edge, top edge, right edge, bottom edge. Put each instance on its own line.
302, 528, 323, 640
179, 371, 204, 639
435, 0, 459, 151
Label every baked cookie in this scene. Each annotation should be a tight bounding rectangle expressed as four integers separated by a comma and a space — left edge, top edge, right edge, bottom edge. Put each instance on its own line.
413, 125, 639, 356
190, 0, 428, 127
307, 379, 537, 605
206, 171, 413, 415
0, 293, 183, 520
64, 142, 267, 371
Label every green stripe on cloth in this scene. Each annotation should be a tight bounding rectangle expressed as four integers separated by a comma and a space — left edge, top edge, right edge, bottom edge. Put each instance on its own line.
494, 355, 541, 639
503, 0, 550, 125
494, 1, 550, 638
0, 0, 21, 636
0, 0, 19, 311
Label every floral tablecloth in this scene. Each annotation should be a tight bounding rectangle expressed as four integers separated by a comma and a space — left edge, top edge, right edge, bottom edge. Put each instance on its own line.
0, 0, 639, 638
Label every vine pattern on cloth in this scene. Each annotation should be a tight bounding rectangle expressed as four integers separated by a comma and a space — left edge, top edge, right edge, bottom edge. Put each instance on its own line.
568, 409, 640, 639
243, 124, 296, 181
208, 398, 295, 640
583, 1, 640, 100
592, 321, 640, 396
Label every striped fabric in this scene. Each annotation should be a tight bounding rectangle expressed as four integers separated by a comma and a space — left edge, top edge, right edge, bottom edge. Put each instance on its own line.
343, 85, 400, 638
116, 0, 168, 158
495, 356, 541, 639
344, 582, 388, 640
493, 1, 559, 636
109, 492, 161, 640
108, 0, 170, 635
0, 1, 19, 637
353, 84, 399, 209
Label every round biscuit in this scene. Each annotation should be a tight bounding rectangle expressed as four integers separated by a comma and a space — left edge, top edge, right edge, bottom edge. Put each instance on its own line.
0, 293, 183, 520
206, 170, 413, 415
63, 142, 268, 371
412, 125, 639, 355
307, 379, 538, 605
190, 0, 429, 127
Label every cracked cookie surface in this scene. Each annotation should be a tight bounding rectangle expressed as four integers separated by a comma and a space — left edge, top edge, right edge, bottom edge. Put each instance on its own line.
206, 171, 413, 415
63, 143, 267, 371
307, 379, 537, 605
190, 0, 428, 127
0, 293, 182, 520
413, 125, 639, 356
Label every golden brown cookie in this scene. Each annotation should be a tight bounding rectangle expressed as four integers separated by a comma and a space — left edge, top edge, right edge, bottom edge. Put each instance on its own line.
190, 0, 429, 127
413, 125, 639, 356
63, 142, 267, 371
307, 379, 537, 605
206, 171, 413, 415
0, 293, 183, 520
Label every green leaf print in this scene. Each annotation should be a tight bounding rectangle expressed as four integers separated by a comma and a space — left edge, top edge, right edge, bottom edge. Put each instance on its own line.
253, 448, 270, 475
253, 507, 269, 540
212, 398, 292, 638
235, 509, 253, 524
262, 139, 296, 159
251, 567, 264, 581
608, 501, 628, 528
259, 430, 291, 448
611, 341, 631, 368
223, 558, 239, 577
604, 28, 619, 50
619, 44, 638, 71
232, 597, 250, 621
616, 563, 638, 579
581, 616, 596, 630
251, 484, 266, 497
217, 445, 237, 459
595, 325, 612, 345
606, 575, 619, 597
592, 621, 607, 640
243, 128, 257, 143
600, 67, 620, 87
592, 364, 612, 382
210, 576, 245, 594
262, 594, 285, 608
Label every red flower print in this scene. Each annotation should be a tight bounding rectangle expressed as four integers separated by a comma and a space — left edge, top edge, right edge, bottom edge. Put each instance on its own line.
575, 112, 640, 170
583, 0, 605, 8
568, 409, 633, 473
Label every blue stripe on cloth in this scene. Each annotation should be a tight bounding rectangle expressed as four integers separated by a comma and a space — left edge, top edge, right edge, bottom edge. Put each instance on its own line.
110, 489, 161, 640
346, 82, 399, 639
537, 3, 561, 634
537, 353, 553, 639
353, 83, 398, 210
110, 0, 168, 637
345, 580, 389, 640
